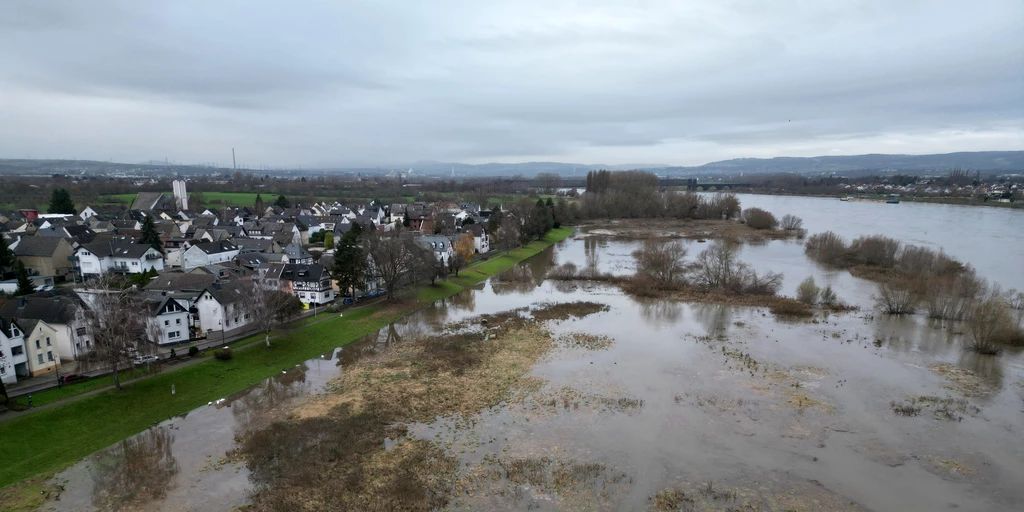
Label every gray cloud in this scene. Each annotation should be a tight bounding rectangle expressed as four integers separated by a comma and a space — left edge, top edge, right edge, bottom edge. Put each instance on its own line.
0, 0, 1021, 167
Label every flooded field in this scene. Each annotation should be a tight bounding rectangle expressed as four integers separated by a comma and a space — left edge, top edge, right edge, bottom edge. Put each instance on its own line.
38, 201, 1024, 511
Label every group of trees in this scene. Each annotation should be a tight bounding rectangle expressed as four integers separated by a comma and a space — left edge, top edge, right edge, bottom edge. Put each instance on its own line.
630, 240, 782, 296
580, 170, 741, 220
0, 235, 34, 296
805, 231, 1024, 353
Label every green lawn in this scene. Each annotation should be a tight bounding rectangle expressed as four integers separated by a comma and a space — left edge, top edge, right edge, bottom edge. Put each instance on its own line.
100, 191, 292, 208
0, 227, 573, 490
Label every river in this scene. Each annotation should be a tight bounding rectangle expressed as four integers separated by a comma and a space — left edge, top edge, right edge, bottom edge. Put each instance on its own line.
38, 196, 1024, 511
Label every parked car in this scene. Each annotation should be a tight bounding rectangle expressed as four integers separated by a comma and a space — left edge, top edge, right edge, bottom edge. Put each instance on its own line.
133, 354, 161, 365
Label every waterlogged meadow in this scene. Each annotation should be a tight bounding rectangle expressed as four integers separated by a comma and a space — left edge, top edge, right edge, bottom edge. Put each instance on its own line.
37, 199, 1024, 512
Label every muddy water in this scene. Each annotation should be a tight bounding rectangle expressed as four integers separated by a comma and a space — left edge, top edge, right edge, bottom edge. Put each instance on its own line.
41, 233, 1024, 511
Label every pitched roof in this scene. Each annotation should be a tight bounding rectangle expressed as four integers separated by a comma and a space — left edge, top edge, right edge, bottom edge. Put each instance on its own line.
279, 263, 328, 283
13, 236, 68, 257
190, 240, 238, 255
204, 279, 251, 305
79, 240, 155, 258
131, 192, 167, 211
143, 271, 218, 292
0, 295, 82, 325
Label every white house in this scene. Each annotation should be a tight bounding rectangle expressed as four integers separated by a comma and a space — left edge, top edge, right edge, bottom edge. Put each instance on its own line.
20, 319, 61, 377
181, 240, 240, 271
146, 296, 190, 345
79, 206, 99, 221
0, 295, 94, 362
76, 240, 165, 277
0, 318, 28, 384
267, 263, 334, 305
415, 235, 454, 265
193, 281, 252, 336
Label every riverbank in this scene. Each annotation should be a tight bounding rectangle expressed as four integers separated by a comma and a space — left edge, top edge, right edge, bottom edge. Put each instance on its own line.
719, 190, 1022, 209
0, 227, 573, 500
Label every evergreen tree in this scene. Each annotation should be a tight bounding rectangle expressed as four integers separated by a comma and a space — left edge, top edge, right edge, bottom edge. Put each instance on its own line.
140, 215, 163, 252
15, 261, 34, 296
274, 195, 290, 208
48, 188, 76, 214
0, 236, 14, 275
254, 193, 265, 213
333, 224, 366, 301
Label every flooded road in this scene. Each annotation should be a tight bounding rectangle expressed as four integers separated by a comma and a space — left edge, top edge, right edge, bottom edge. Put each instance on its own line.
39, 201, 1024, 511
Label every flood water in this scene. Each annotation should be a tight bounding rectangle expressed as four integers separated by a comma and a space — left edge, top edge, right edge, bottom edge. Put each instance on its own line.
39, 197, 1024, 511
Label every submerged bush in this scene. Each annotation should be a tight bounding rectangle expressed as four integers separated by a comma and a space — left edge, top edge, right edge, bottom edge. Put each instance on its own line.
876, 281, 918, 314
780, 214, 803, 231
819, 285, 838, 307
849, 235, 900, 268
691, 241, 782, 295
796, 277, 820, 305
741, 208, 778, 230
632, 240, 687, 286
804, 231, 847, 266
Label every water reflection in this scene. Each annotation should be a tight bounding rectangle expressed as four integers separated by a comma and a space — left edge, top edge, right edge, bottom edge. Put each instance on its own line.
692, 303, 733, 338
230, 365, 311, 435
90, 427, 180, 511
636, 296, 684, 324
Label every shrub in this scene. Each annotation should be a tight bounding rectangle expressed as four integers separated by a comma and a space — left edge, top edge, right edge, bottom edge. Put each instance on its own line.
922, 271, 982, 320
876, 281, 918, 314
632, 240, 687, 286
849, 235, 900, 267
691, 241, 782, 295
780, 214, 803, 231
741, 208, 778, 230
796, 277, 820, 305
214, 346, 233, 361
188, 346, 199, 357
819, 285, 838, 307
804, 231, 847, 266
770, 300, 813, 317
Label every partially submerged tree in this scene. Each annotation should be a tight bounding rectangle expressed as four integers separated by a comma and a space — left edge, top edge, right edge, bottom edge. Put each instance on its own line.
796, 277, 820, 305
632, 240, 687, 287
965, 293, 1012, 355
83, 279, 150, 390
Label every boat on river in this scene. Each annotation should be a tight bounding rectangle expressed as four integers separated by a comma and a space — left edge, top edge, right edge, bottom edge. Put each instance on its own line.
886, 194, 901, 204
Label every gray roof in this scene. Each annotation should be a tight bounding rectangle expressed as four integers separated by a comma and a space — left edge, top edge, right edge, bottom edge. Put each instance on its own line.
143, 271, 218, 292
278, 263, 328, 283
190, 240, 238, 255
14, 236, 68, 257
204, 280, 251, 305
0, 295, 82, 325
79, 240, 155, 258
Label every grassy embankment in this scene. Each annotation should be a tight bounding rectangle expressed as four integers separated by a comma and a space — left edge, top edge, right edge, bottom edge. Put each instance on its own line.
0, 227, 573, 497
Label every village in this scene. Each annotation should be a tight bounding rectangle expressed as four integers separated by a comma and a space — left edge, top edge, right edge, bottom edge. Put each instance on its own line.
0, 180, 500, 395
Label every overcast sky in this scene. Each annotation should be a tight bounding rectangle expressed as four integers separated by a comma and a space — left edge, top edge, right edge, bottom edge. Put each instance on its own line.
1, 0, 1021, 168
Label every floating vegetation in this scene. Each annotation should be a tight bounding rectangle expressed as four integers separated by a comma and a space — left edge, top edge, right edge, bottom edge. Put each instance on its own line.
558, 331, 615, 350
531, 301, 610, 322
890, 395, 979, 421
929, 363, 995, 398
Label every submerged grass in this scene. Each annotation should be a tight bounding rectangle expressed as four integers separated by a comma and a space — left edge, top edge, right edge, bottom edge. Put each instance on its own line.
0, 228, 573, 494
239, 302, 604, 510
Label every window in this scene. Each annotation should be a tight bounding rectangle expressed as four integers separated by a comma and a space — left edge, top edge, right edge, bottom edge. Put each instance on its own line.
35, 340, 41, 349
38, 354, 44, 364
164, 320, 170, 326
46, 337, 51, 346
176, 318, 181, 325
132, 261, 138, 266
47, 352, 53, 362
11, 346, 23, 356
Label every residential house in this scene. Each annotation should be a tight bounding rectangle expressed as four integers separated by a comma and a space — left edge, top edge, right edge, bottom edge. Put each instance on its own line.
0, 318, 27, 384
463, 224, 491, 254
268, 263, 334, 305
0, 294, 93, 361
76, 240, 165, 277
12, 236, 75, 279
415, 235, 454, 265
181, 240, 239, 271
281, 243, 314, 264
19, 319, 61, 377
145, 295, 190, 345
193, 280, 252, 337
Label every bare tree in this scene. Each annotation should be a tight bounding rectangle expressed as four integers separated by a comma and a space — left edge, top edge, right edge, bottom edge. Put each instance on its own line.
632, 240, 687, 286
248, 278, 303, 348
365, 232, 425, 300
966, 291, 1014, 355
82, 279, 150, 390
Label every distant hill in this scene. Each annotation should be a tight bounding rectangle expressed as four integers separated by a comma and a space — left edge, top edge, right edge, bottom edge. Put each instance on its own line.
664, 151, 1024, 176
1, 150, 1020, 177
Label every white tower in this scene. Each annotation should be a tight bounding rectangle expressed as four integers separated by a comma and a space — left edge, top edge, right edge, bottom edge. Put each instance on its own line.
172, 180, 189, 211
